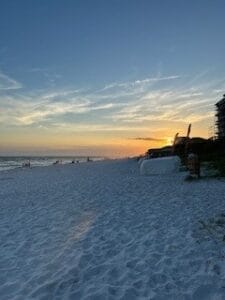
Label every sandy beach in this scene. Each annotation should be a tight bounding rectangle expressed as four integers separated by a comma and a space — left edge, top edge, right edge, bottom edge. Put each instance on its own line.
1, 159, 225, 299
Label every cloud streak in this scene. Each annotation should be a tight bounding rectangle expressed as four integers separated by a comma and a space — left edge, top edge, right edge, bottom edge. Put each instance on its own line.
0, 71, 223, 139
100, 75, 180, 91
0, 72, 22, 90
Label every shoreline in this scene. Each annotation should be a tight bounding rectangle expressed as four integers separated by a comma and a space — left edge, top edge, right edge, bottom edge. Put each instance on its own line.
0, 156, 111, 173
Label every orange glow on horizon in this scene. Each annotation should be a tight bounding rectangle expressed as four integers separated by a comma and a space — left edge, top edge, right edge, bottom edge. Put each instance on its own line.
0, 121, 210, 157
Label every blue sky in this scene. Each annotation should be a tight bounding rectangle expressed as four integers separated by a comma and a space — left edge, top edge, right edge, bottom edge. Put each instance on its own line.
0, 0, 225, 156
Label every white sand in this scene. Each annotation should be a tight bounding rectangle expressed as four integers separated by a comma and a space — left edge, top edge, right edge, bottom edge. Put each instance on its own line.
0, 159, 225, 299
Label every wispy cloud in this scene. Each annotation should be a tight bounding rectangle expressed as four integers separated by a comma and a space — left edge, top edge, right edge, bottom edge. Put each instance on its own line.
27, 67, 62, 87
110, 76, 220, 125
28, 67, 48, 73
15, 100, 124, 125
100, 75, 180, 92
49, 123, 154, 132
0, 72, 22, 90
0, 71, 223, 136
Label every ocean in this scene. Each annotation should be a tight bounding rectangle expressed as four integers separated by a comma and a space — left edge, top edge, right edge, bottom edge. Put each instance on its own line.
0, 156, 105, 172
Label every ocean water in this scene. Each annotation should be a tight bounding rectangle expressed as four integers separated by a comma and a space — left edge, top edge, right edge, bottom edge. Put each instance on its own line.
0, 156, 104, 172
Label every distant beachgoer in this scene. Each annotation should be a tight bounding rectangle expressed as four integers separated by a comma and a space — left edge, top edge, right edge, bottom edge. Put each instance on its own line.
22, 161, 31, 168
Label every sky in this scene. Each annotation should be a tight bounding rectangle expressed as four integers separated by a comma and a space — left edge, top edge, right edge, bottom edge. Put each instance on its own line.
0, 0, 225, 157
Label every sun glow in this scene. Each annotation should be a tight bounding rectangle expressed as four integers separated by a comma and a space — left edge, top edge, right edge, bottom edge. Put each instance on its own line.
166, 137, 174, 145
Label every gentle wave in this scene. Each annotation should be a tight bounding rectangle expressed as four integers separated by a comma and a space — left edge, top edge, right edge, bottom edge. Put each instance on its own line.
0, 156, 104, 171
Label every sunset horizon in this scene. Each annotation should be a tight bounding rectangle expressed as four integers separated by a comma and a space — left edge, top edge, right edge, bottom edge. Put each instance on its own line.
1, 0, 224, 157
